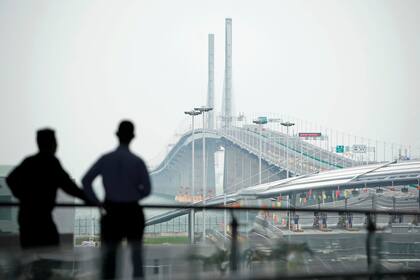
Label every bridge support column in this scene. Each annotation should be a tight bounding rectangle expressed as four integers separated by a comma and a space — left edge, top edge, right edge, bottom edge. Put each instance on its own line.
188, 209, 195, 244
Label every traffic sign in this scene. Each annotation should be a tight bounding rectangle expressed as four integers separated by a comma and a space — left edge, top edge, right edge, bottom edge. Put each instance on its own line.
336, 145, 344, 153
253, 116, 268, 124
258, 116, 268, 124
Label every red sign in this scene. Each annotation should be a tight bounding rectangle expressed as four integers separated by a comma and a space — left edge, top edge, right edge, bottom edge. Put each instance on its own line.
299, 132, 322, 138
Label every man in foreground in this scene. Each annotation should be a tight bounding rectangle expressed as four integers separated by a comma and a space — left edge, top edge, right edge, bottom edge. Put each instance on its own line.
82, 120, 151, 279
7, 128, 88, 249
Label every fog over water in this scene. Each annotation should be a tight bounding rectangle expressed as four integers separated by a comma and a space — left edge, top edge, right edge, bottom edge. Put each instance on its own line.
1, 0, 419, 182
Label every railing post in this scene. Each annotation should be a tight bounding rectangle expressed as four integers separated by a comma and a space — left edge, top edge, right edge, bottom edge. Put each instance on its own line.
366, 213, 376, 279
418, 186, 420, 210
229, 210, 238, 273
153, 259, 159, 275
188, 209, 195, 244
371, 193, 377, 224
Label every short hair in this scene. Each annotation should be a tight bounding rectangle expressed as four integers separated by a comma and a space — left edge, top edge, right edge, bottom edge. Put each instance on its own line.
36, 129, 56, 152
117, 120, 135, 143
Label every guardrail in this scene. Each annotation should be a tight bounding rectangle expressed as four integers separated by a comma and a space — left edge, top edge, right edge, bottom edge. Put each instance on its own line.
1, 202, 419, 279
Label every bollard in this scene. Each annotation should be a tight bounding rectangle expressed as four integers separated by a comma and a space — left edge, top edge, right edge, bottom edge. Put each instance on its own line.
153, 259, 159, 275
313, 211, 319, 229
366, 213, 376, 278
229, 211, 238, 273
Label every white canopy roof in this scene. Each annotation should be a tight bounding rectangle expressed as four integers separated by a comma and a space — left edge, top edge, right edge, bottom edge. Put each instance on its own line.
146, 160, 420, 225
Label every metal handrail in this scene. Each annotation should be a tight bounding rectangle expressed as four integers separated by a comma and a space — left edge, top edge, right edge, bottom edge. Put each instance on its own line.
248, 270, 420, 280
1, 201, 419, 278
0, 201, 419, 215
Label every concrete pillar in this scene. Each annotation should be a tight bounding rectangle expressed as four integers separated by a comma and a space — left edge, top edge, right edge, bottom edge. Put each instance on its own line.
222, 18, 233, 127
207, 34, 215, 129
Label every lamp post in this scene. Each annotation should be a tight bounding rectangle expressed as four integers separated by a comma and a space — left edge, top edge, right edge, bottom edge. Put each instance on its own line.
253, 117, 268, 185
281, 121, 295, 179
267, 118, 283, 174
281, 121, 295, 232
194, 106, 213, 242
185, 110, 202, 203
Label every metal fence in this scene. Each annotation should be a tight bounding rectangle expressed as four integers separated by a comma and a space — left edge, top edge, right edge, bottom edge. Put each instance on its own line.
1, 202, 420, 279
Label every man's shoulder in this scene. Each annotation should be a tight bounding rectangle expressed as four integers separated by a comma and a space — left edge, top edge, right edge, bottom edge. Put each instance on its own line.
101, 150, 116, 158
95, 151, 115, 163
98, 149, 132, 162
9, 154, 60, 175
128, 151, 146, 165
21, 154, 47, 165
100, 148, 146, 166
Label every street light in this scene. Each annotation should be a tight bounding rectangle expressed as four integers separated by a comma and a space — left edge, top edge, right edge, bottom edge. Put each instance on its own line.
185, 110, 202, 203
281, 121, 295, 232
194, 106, 213, 242
253, 117, 268, 185
281, 121, 295, 179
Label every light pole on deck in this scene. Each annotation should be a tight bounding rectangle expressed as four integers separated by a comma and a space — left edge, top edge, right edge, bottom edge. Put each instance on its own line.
281, 121, 295, 179
184, 110, 202, 203
281, 121, 295, 232
253, 117, 268, 185
194, 106, 213, 243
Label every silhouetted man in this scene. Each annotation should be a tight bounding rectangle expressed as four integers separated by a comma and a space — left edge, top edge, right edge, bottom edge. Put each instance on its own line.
82, 120, 151, 279
6, 129, 88, 249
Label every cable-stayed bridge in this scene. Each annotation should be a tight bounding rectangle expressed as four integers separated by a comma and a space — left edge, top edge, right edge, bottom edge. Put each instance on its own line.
150, 123, 362, 198
149, 17, 414, 201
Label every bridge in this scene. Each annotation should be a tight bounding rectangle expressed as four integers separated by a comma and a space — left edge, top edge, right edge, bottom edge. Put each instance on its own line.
150, 18, 412, 202
147, 18, 417, 232
150, 125, 361, 198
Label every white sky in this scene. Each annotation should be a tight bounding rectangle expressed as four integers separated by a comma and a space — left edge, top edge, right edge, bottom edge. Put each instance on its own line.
1, 0, 419, 179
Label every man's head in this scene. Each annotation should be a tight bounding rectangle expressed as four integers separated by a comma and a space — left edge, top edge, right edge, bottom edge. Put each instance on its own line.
36, 129, 57, 154
116, 120, 135, 145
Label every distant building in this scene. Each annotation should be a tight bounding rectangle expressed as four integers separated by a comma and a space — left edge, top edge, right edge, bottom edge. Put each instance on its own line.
0, 165, 18, 234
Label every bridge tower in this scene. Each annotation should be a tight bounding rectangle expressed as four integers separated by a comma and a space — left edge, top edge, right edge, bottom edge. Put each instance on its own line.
207, 34, 215, 129
222, 18, 233, 127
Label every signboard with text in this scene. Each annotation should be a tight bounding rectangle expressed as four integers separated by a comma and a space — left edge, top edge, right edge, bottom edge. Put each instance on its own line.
299, 132, 321, 138
352, 144, 367, 153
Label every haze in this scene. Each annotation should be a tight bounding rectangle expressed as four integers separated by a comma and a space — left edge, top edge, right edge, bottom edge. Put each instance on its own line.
1, 0, 419, 179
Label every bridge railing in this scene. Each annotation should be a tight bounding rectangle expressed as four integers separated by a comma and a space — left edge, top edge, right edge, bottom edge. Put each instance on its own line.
0, 201, 420, 279
218, 125, 360, 176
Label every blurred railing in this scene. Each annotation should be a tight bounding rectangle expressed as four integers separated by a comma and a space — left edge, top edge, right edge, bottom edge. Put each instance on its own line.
0, 202, 420, 279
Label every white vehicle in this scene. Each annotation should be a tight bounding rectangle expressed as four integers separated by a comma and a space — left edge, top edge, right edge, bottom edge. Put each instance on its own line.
80, 240, 97, 247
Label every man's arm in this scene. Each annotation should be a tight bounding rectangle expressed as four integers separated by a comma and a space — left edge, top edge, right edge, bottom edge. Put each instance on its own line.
81, 159, 102, 206
57, 162, 89, 203
138, 160, 151, 199
6, 160, 28, 200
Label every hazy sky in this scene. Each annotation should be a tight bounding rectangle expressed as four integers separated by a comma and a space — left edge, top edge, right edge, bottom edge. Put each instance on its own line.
1, 0, 419, 179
